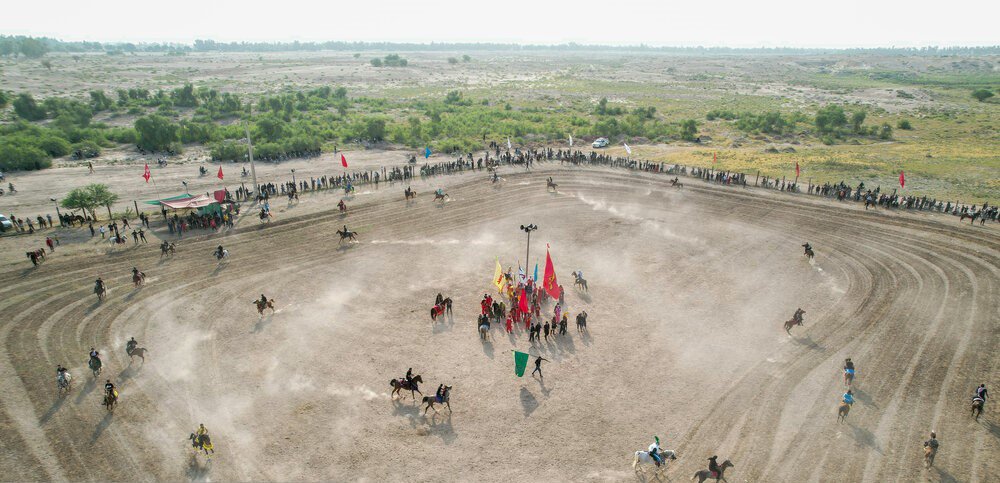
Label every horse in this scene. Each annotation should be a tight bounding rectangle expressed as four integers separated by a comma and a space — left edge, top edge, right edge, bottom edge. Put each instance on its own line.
844, 370, 855, 387
571, 271, 588, 292
434, 192, 449, 201
421, 386, 452, 414
103, 389, 118, 412
924, 445, 937, 468
89, 356, 102, 377
259, 211, 272, 223
337, 229, 359, 244
972, 398, 984, 421
132, 271, 146, 288
670, 177, 684, 188
254, 299, 275, 316
546, 177, 558, 192
838, 402, 851, 423
189, 433, 214, 458
692, 460, 733, 483
215, 249, 230, 261
127, 347, 148, 364
160, 242, 176, 257
57, 372, 72, 395
389, 374, 423, 399
95, 284, 107, 301
344, 185, 356, 195
784, 317, 803, 335
430, 298, 452, 321
338, 200, 347, 213
633, 449, 677, 473
405, 187, 417, 200
960, 212, 980, 225
804, 247, 815, 259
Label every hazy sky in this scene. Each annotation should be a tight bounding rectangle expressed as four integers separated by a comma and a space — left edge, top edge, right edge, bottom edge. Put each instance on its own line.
2, 0, 998, 47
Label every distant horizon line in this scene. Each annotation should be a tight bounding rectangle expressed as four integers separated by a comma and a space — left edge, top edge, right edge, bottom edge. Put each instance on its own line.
2, 34, 998, 53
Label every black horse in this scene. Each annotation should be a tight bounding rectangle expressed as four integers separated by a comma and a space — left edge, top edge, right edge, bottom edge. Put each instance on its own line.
390, 374, 423, 399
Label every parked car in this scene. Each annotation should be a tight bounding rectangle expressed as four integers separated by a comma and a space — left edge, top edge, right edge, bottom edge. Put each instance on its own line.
592, 137, 610, 148
0, 214, 13, 232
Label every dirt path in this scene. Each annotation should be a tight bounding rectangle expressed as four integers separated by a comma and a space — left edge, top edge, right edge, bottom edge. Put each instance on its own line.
0, 166, 996, 481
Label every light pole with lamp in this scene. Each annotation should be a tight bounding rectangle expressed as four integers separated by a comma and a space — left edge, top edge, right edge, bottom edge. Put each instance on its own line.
520, 224, 537, 274
291, 169, 296, 186
50, 198, 62, 226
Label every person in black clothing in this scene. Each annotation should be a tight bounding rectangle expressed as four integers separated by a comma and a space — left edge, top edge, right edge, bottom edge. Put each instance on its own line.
974, 384, 988, 406
532, 356, 548, 378
708, 455, 720, 477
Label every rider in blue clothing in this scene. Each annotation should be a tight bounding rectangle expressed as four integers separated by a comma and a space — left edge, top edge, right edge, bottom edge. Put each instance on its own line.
648, 436, 662, 466
843, 390, 855, 405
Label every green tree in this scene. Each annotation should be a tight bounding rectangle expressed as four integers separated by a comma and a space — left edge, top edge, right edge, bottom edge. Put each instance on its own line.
680, 119, 698, 141
370, 58, 382, 67
172, 83, 199, 107
61, 183, 119, 219
0, 91, 8, 109
447, 57, 459, 64
462, 54, 471, 62
896, 119, 912, 130
850, 111, 866, 133
90, 90, 114, 111
878, 123, 893, 140
19, 38, 48, 58
13, 93, 46, 121
815, 105, 847, 134
971, 89, 994, 102
364, 118, 386, 141
134, 115, 180, 152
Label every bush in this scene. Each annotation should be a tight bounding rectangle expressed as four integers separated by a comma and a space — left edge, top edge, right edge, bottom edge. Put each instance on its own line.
897, 119, 913, 130
370, 58, 382, 67
106, 127, 138, 144
134, 115, 180, 152
0, 143, 51, 171
462, 55, 471, 62
680, 119, 698, 141
13, 93, 46, 121
815, 105, 848, 134
878, 123, 893, 140
971, 89, 994, 102
37, 136, 72, 157
0, 91, 8, 109
447, 57, 459, 64
71, 141, 102, 159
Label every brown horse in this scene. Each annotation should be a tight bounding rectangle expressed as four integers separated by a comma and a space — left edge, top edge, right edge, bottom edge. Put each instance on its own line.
430, 298, 453, 321
254, 299, 275, 315
127, 347, 148, 364
337, 229, 359, 244
784, 317, 803, 335
103, 389, 118, 412
546, 177, 558, 192
838, 402, 851, 423
132, 271, 146, 287
692, 459, 733, 483
804, 247, 815, 259
434, 192, 449, 201
389, 375, 423, 399
972, 398, 984, 421
405, 187, 417, 200
924, 445, 937, 468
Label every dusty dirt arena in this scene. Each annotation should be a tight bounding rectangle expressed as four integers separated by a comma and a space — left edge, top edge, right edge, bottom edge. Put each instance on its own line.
0, 166, 997, 482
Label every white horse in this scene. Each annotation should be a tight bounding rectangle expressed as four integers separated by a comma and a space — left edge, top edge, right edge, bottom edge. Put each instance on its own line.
633, 449, 677, 473
57, 372, 72, 394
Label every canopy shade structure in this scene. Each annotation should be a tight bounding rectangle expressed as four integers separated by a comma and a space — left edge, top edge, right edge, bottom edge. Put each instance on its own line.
143, 193, 194, 206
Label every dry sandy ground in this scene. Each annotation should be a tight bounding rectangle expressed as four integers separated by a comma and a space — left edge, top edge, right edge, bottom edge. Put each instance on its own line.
0, 164, 997, 482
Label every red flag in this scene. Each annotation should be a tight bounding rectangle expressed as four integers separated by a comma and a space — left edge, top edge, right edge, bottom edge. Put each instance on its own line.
142, 164, 151, 183
795, 162, 800, 177
518, 288, 529, 313
217, 166, 224, 180
713, 152, 717, 164
341, 153, 348, 168
899, 171, 905, 188
542, 247, 560, 299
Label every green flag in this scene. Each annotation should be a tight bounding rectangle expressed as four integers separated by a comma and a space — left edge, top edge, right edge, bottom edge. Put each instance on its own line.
513, 351, 530, 377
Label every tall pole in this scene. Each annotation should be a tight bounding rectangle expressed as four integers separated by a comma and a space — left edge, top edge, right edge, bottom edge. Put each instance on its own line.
51, 198, 62, 226
520, 224, 537, 279
245, 107, 259, 198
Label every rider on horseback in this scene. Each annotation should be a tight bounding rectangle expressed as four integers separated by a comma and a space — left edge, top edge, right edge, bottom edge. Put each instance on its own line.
94, 278, 105, 293
104, 379, 115, 397
126, 337, 138, 355
215, 245, 225, 259
90, 348, 100, 360
648, 436, 663, 467
802, 242, 812, 255
708, 455, 720, 477
338, 199, 346, 211
405, 368, 414, 388
844, 358, 855, 379
974, 384, 988, 406
259, 294, 268, 306
435, 384, 445, 403
843, 390, 854, 406
793, 308, 805, 324
197, 423, 208, 437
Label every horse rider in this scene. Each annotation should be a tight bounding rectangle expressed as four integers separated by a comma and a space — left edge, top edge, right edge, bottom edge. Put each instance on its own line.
126, 337, 138, 355
708, 455, 720, 477
56, 365, 68, 377
576, 270, 584, 282
405, 368, 414, 388
974, 384, 988, 406
648, 436, 663, 467
843, 390, 855, 406
104, 379, 116, 397
94, 277, 105, 293
802, 242, 812, 255
435, 293, 444, 306
844, 358, 855, 381
196, 423, 208, 438
258, 294, 269, 307
132, 266, 141, 278
342, 225, 350, 235
435, 384, 445, 403
793, 308, 805, 324
923, 431, 939, 456
215, 245, 225, 259
89, 348, 100, 361
338, 199, 346, 211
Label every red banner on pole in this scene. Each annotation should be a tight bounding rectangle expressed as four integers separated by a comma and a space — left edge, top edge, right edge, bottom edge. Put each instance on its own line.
143, 164, 151, 183
217, 166, 224, 180
341, 153, 348, 168
899, 171, 905, 188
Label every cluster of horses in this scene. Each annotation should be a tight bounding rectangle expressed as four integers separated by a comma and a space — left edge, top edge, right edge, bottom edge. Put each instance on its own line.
631, 449, 734, 482
388, 373, 453, 415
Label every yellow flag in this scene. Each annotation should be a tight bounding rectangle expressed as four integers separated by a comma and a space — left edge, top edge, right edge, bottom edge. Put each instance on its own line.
494, 258, 506, 293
